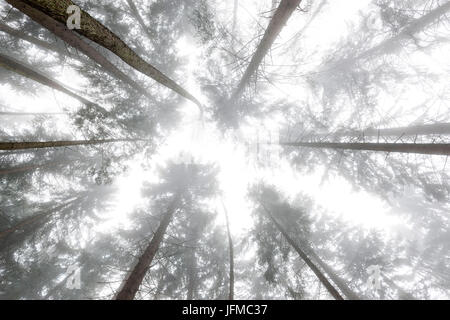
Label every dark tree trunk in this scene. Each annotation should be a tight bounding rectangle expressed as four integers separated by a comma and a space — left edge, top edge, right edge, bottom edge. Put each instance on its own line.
259, 202, 344, 300
280, 141, 450, 156
115, 197, 179, 300
0, 138, 141, 151
15, 0, 202, 110
6, 0, 151, 98
230, 0, 302, 102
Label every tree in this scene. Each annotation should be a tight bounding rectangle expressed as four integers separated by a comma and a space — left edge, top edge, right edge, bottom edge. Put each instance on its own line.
6, 0, 151, 98
230, 0, 303, 103
9, 0, 202, 109
0, 52, 101, 108
250, 185, 344, 300
115, 162, 219, 300
0, 138, 146, 151
280, 141, 450, 156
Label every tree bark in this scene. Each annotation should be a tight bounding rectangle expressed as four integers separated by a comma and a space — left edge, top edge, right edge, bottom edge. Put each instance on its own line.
0, 52, 100, 107
0, 138, 142, 151
6, 0, 151, 98
280, 141, 450, 156
222, 200, 234, 300
230, 0, 302, 102
115, 197, 179, 300
16, 0, 202, 109
259, 201, 344, 300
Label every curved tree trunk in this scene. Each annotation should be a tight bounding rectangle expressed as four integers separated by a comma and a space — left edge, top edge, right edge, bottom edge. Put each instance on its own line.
230, 0, 302, 102
15, 0, 202, 110
280, 141, 450, 156
115, 197, 179, 300
0, 138, 142, 151
259, 201, 344, 300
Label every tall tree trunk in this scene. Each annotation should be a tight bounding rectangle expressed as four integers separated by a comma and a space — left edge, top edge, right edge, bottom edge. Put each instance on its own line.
15, 0, 202, 110
280, 141, 450, 156
115, 197, 179, 300
306, 247, 360, 300
222, 201, 234, 300
0, 52, 101, 108
230, 0, 302, 102
0, 138, 142, 151
125, 0, 155, 41
6, 0, 151, 98
259, 201, 344, 300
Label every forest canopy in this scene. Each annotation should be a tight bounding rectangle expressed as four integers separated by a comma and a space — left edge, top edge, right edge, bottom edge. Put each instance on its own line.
0, 0, 449, 300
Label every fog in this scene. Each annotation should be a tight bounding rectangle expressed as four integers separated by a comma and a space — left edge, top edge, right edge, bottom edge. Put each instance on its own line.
0, 0, 449, 300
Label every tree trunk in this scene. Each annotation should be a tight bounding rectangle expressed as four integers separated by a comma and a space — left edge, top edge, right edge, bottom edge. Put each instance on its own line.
0, 21, 55, 51
222, 201, 234, 300
306, 247, 360, 300
6, 0, 151, 98
16, 0, 202, 110
358, 1, 450, 60
230, 0, 302, 102
304, 123, 450, 139
259, 201, 344, 300
0, 52, 100, 108
280, 141, 450, 156
115, 197, 179, 300
125, 0, 155, 41
0, 138, 142, 151
0, 199, 78, 240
